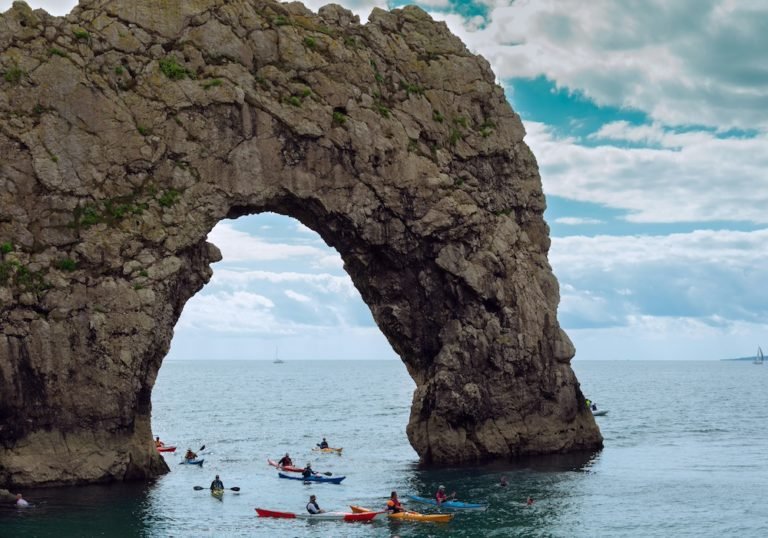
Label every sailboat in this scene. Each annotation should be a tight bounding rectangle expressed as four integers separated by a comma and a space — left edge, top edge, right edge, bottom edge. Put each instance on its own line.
754, 346, 764, 365
273, 347, 284, 364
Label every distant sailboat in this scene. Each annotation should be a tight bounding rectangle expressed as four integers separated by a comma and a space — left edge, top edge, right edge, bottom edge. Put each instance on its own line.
273, 347, 284, 364
754, 346, 764, 365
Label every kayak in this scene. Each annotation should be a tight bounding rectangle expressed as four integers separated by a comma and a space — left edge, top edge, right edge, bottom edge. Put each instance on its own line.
407, 494, 487, 510
312, 447, 343, 454
592, 409, 609, 416
179, 458, 204, 465
278, 472, 345, 484
267, 458, 305, 473
157, 446, 176, 453
255, 508, 382, 521
211, 488, 224, 501
350, 505, 453, 523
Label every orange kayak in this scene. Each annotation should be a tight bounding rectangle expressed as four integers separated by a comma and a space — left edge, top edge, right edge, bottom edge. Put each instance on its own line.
350, 505, 453, 523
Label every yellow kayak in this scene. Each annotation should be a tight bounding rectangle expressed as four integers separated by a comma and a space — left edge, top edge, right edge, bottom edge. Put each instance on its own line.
350, 505, 453, 523
312, 447, 343, 454
211, 488, 224, 501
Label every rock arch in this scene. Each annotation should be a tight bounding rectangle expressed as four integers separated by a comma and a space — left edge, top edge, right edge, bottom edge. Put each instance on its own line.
0, 0, 602, 487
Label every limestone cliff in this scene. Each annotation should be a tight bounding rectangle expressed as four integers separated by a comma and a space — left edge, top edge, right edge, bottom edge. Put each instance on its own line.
0, 0, 602, 487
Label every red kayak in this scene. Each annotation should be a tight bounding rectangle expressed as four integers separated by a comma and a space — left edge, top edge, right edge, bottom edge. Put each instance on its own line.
255, 508, 381, 521
157, 446, 176, 453
267, 458, 303, 473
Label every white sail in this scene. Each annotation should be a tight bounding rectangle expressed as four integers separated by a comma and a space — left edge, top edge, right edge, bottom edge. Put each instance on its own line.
754, 346, 764, 365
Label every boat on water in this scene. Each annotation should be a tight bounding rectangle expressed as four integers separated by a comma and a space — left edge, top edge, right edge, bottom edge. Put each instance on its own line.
406, 494, 487, 510
273, 347, 284, 364
179, 458, 204, 466
592, 409, 609, 416
350, 505, 453, 523
267, 458, 304, 473
211, 488, 224, 501
256, 508, 383, 521
157, 445, 176, 453
312, 446, 343, 454
278, 472, 345, 484
754, 346, 764, 365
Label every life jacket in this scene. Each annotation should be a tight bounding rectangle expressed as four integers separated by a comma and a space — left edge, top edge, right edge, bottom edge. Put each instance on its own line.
307, 501, 320, 514
387, 499, 402, 512
302, 468, 313, 478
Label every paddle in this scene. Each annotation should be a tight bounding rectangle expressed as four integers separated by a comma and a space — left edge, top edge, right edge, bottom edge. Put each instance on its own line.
193, 486, 240, 492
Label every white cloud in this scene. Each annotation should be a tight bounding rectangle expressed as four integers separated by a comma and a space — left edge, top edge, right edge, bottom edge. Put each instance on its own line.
451, 1, 768, 130
552, 229, 768, 272
211, 269, 358, 297
551, 229, 768, 329
569, 317, 768, 361
526, 121, 768, 224
284, 289, 312, 303
176, 291, 280, 333
208, 222, 332, 262
554, 217, 604, 225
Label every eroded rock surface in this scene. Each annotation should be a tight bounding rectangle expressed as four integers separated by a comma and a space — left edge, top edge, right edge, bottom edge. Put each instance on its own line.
0, 0, 602, 487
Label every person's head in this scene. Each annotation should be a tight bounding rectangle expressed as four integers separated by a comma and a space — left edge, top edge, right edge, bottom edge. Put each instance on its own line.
285, 453, 289, 457
16, 493, 22, 500
310, 495, 316, 502
155, 436, 159, 440
306, 462, 311, 467
390, 491, 398, 499
438, 485, 445, 491
215, 475, 219, 479
323, 437, 327, 441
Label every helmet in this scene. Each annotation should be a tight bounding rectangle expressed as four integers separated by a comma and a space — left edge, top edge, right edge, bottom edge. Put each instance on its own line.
438, 485, 445, 490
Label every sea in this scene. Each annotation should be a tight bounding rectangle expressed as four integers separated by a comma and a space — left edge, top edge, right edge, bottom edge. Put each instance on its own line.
2, 360, 767, 537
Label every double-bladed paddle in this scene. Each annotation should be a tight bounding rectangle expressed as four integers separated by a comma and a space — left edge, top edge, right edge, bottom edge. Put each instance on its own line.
194, 486, 240, 491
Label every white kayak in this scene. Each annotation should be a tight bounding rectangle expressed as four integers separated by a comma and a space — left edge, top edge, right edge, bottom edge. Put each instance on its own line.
592, 409, 609, 416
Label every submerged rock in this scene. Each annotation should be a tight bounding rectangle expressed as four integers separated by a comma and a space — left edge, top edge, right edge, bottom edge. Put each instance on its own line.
0, 0, 601, 487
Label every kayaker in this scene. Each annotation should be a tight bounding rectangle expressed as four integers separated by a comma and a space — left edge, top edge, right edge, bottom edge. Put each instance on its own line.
184, 448, 197, 461
500, 475, 508, 487
306, 494, 325, 514
318, 437, 329, 449
386, 491, 404, 513
591, 403, 598, 411
278, 453, 293, 467
155, 436, 164, 448
302, 463, 316, 479
16, 493, 29, 507
435, 485, 455, 505
526, 496, 535, 506
210, 475, 223, 491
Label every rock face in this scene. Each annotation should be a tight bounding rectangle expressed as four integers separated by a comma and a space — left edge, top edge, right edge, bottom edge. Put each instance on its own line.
0, 0, 602, 487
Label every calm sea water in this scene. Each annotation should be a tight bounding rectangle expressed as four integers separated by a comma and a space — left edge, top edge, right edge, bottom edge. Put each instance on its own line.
2, 360, 767, 537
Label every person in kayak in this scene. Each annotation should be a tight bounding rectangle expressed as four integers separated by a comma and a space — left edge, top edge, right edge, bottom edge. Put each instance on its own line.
526, 496, 535, 506
277, 453, 293, 467
500, 475, 509, 487
435, 485, 456, 505
15, 493, 29, 507
302, 463, 317, 479
386, 491, 404, 513
306, 494, 325, 514
210, 475, 223, 491
155, 436, 165, 448
184, 448, 197, 461
318, 438, 329, 449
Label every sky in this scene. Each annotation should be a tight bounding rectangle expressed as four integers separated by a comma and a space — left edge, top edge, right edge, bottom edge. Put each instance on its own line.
5, 0, 767, 361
